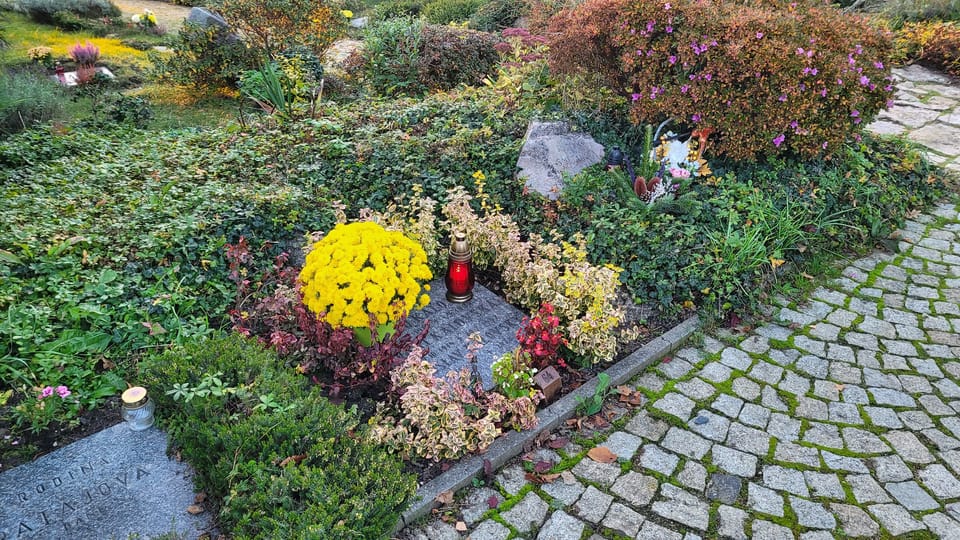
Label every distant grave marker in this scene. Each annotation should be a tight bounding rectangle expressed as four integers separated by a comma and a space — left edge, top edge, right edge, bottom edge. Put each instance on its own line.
0, 423, 213, 540
406, 279, 526, 389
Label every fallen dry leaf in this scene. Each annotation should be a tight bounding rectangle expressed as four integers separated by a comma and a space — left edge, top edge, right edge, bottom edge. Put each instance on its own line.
435, 490, 454, 505
455, 521, 468, 532
534, 460, 553, 473
186, 504, 204, 515
194, 492, 207, 504
588, 446, 617, 463
547, 437, 569, 449
487, 495, 500, 509
835, 383, 845, 391
278, 454, 307, 467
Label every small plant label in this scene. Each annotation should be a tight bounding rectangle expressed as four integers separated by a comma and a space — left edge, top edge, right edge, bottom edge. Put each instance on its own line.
533, 366, 561, 401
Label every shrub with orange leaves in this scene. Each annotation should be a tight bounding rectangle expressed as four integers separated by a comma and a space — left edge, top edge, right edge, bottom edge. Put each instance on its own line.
548, 0, 894, 160
211, 0, 345, 57
896, 21, 960, 77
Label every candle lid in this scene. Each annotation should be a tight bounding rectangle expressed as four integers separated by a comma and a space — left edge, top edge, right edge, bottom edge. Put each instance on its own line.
122, 386, 148, 404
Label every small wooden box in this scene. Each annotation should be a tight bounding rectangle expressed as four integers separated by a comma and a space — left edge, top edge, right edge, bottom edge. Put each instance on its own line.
533, 366, 561, 401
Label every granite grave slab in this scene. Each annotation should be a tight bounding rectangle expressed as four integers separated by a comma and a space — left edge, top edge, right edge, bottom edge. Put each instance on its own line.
0, 423, 212, 540
406, 279, 525, 389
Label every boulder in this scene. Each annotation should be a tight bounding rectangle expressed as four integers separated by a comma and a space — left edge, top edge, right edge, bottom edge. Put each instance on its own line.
516, 121, 604, 200
186, 7, 229, 29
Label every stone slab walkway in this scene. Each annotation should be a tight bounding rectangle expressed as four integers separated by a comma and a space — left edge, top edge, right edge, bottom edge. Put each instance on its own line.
400, 67, 960, 539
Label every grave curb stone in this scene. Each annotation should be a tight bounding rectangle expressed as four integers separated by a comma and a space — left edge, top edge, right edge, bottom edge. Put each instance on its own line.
393, 315, 700, 532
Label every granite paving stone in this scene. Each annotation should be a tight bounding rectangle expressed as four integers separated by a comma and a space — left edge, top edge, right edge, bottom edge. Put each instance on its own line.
610, 471, 658, 506
842, 427, 892, 454
712, 444, 758, 477
651, 484, 710, 531
602, 431, 643, 459
790, 496, 837, 529
919, 464, 960, 498
812, 380, 840, 401
868, 454, 914, 482
748, 482, 785, 517
658, 357, 695, 379
922, 512, 960, 540
732, 377, 762, 401
763, 465, 810, 497
885, 481, 940, 511
653, 392, 696, 422
712, 394, 745, 418
804, 471, 845, 499
884, 430, 936, 463
796, 355, 829, 378
678, 460, 708, 491
571, 456, 622, 487
828, 402, 863, 425
842, 385, 870, 404
461, 487, 503, 525
751, 519, 794, 540
501, 492, 549, 533
496, 464, 529, 496
639, 444, 680, 476
848, 474, 893, 504
739, 402, 771, 428
536, 511, 584, 540
542, 477, 586, 507
662, 427, 713, 459
573, 486, 613, 524
821, 450, 869, 473
676, 377, 716, 401
831, 503, 881, 538
470, 520, 511, 540
761, 385, 789, 412
625, 411, 670, 441
767, 412, 801, 441
802, 422, 843, 449
717, 505, 749, 540
900, 409, 936, 430
720, 347, 753, 370
726, 422, 771, 456
601, 502, 644, 537
688, 410, 731, 441
699, 361, 733, 383
636, 521, 683, 540
774, 441, 821, 467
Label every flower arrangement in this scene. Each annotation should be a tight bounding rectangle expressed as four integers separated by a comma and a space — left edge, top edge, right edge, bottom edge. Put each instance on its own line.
14, 384, 80, 434
27, 46, 54, 68
516, 302, 566, 369
132, 9, 158, 28
299, 221, 432, 332
68, 41, 100, 67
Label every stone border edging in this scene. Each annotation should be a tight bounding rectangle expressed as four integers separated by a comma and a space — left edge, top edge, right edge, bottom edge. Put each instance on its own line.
394, 315, 701, 532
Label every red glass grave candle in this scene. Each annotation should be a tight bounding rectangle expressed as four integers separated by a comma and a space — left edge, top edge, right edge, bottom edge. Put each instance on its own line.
445, 231, 474, 303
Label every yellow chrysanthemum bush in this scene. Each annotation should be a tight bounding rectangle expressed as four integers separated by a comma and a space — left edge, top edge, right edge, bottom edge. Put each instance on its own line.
299, 221, 433, 336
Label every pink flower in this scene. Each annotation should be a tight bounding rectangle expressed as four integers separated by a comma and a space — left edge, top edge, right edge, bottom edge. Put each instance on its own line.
859, 75, 870, 86
756, 32, 764, 39
39, 386, 54, 399
681, 84, 690, 93
691, 113, 701, 122
669, 55, 677, 65
666, 25, 673, 33
874, 61, 884, 69
631, 93, 641, 102
778, 94, 787, 102
55, 385, 71, 398
664, 2, 671, 8
773, 133, 785, 147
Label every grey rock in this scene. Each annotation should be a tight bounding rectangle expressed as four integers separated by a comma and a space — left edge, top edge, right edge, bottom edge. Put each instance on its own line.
885, 481, 939, 511
740, 335, 771, 354
912, 357, 946, 378
812, 380, 840, 401
517, 121, 604, 200
186, 6, 229, 28
610, 471, 658, 506
900, 374, 934, 394
658, 357, 694, 379
635, 373, 666, 393
749, 361, 784, 385
706, 473, 742, 504
794, 335, 827, 356
845, 332, 879, 350
409, 520, 460, 540
920, 393, 954, 416
842, 385, 871, 404
699, 361, 733, 383
827, 343, 857, 363
501, 492, 549, 533
810, 322, 841, 341
827, 308, 858, 328
830, 362, 863, 384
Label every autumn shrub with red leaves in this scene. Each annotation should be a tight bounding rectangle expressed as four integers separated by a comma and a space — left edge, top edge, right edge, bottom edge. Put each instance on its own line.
225, 237, 427, 396
517, 303, 568, 370
548, 0, 894, 160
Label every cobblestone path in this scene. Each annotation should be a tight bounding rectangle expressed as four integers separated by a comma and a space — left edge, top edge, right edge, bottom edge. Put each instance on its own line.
402, 66, 960, 539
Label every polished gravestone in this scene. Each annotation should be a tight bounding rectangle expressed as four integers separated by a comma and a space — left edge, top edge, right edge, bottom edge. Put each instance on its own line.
406, 279, 525, 389
0, 423, 212, 540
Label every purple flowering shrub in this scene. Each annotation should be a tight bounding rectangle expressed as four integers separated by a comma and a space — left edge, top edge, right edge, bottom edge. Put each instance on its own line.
548, 0, 894, 160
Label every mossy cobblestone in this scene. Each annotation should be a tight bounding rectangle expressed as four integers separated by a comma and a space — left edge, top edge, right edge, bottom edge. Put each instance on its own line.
401, 65, 960, 540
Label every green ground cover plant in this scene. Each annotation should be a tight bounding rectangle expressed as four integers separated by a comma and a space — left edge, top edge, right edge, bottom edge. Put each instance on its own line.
140, 334, 416, 539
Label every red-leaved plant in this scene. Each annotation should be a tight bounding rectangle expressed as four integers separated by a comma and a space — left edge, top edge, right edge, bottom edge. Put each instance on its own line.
517, 303, 567, 370
225, 237, 427, 397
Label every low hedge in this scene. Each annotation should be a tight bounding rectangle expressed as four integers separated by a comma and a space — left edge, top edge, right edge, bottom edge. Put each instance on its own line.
140, 334, 417, 538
